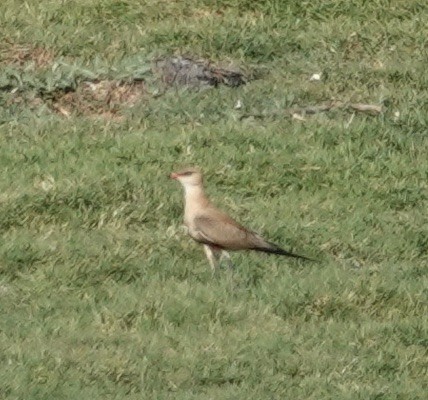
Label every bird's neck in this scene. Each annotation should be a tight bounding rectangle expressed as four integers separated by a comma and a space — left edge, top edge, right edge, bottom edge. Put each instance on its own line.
183, 184, 210, 214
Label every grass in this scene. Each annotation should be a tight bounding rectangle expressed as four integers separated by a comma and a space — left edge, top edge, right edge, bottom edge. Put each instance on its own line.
0, 0, 427, 398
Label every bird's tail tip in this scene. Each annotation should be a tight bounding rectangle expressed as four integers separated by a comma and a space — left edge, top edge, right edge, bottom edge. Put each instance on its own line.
259, 242, 316, 262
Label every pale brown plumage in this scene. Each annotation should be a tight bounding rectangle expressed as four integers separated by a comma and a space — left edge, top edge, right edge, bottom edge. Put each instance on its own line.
170, 167, 312, 270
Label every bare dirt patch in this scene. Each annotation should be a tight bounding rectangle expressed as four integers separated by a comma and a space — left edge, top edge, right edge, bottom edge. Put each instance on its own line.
47, 79, 146, 119
5, 79, 146, 120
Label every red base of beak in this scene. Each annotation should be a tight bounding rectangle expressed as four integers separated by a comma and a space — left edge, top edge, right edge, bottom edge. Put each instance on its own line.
170, 173, 179, 180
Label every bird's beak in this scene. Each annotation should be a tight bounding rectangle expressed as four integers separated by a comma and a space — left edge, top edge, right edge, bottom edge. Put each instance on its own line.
170, 172, 179, 180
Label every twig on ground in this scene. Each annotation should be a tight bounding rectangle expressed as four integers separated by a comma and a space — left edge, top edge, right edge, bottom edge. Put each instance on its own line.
348, 103, 383, 114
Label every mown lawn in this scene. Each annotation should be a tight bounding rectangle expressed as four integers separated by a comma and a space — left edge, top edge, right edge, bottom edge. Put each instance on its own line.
0, 1, 427, 399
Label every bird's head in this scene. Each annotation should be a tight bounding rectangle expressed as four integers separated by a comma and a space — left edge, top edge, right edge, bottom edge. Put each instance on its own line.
170, 167, 203, 187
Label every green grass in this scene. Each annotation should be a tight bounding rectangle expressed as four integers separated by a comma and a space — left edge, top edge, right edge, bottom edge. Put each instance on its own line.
0, 0, 427, 399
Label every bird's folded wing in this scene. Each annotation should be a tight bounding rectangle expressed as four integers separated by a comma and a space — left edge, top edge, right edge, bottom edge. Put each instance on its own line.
193, 214, 263, 250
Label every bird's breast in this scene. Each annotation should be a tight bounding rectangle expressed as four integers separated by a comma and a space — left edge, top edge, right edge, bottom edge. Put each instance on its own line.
184, 219, 206, 243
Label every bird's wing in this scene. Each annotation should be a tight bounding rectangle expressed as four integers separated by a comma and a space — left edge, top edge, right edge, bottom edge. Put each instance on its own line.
192, 211, 264, 250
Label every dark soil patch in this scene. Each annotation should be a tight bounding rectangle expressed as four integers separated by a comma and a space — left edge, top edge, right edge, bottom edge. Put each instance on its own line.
153, 56, 247, 89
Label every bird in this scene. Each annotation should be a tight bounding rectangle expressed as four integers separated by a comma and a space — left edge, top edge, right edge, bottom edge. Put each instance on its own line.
170, 167, 313, 270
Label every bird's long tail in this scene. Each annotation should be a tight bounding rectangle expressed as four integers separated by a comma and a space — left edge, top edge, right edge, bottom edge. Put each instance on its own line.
255, 242, 315, 261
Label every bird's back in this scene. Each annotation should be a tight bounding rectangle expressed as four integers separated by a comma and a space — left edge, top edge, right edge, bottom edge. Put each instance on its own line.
188, 204, 267, 250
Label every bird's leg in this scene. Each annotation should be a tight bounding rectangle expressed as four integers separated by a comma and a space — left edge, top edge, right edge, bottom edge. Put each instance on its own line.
203, 245, 221, 272
220, 251, 235, 270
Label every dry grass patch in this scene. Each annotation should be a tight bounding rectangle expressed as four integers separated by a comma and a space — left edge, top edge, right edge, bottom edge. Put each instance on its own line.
0, 40, 55, 69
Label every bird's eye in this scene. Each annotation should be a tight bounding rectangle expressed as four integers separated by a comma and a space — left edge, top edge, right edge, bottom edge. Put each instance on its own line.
182, 171, 193, 176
